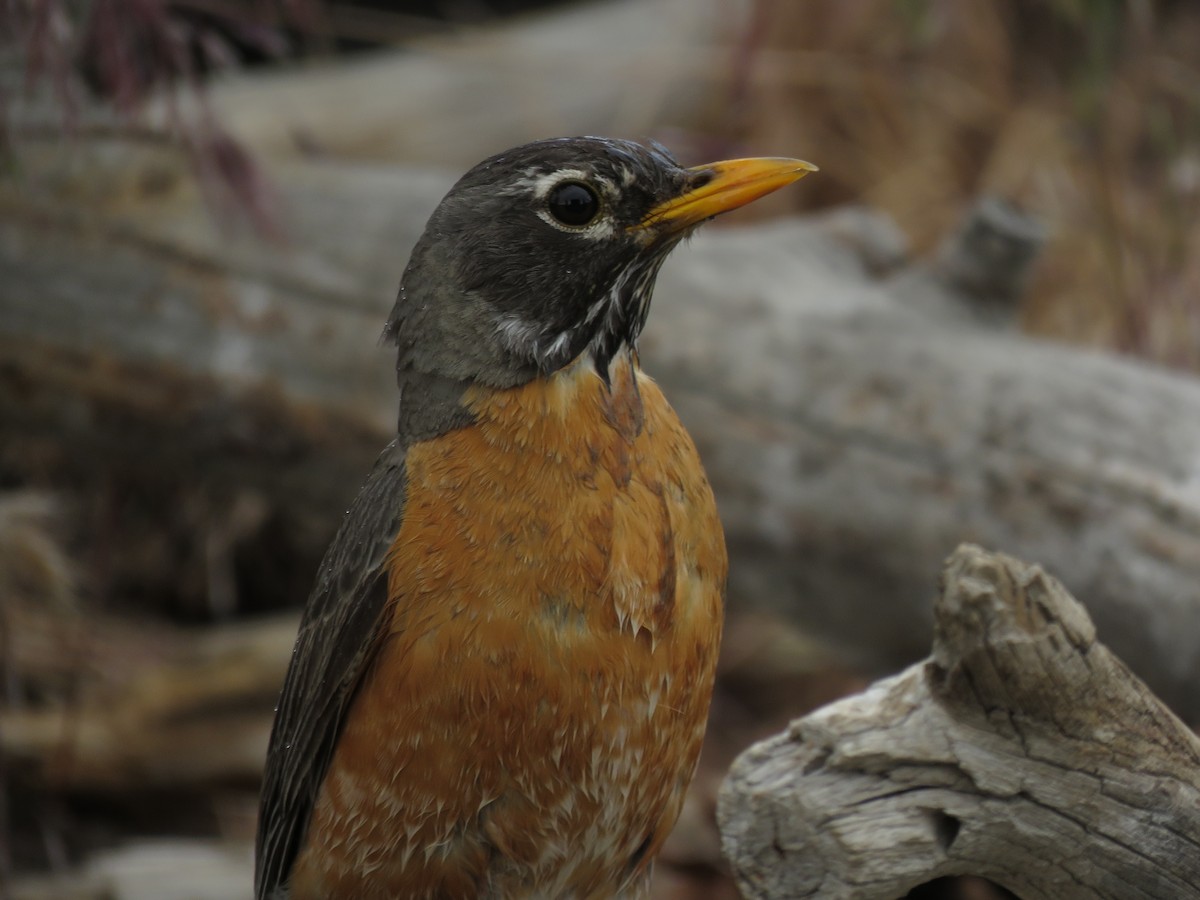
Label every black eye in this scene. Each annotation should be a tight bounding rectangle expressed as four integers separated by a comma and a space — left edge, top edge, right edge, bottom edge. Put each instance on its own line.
547, 182, 600, 227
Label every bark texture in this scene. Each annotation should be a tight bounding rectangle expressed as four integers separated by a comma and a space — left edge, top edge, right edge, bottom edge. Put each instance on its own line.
718, 544, 1200, 900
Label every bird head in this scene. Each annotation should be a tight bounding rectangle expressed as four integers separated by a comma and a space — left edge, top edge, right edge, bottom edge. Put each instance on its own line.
385, 136, 815, 391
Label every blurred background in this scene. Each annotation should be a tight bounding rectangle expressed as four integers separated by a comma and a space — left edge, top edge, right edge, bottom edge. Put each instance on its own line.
2, 0, 1198, 897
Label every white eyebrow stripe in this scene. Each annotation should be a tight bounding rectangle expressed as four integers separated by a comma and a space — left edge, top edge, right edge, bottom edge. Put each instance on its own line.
532, 169, 589, 199
506, 168, 619, 200
509, 169, 616, 201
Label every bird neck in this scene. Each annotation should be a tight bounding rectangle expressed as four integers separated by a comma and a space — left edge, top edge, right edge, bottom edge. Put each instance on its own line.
462, 348, 646, 451
395, 370, 475, 444
396, 347, 644, 448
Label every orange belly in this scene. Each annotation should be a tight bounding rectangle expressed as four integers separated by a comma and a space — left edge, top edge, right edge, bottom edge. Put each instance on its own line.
289, 354, 726, 899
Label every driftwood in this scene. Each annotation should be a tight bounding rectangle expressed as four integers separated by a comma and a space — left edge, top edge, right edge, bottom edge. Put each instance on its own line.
717, 545, 1200, 899
3, 0, 1200, 713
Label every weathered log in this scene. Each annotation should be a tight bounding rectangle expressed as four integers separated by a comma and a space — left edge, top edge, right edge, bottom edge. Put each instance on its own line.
199, 0, 728, 167
650, 222, 1200, 723
717, 545, 1200, 900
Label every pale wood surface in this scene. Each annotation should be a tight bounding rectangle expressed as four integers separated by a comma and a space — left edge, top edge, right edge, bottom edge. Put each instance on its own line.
718, 545, 1200, 899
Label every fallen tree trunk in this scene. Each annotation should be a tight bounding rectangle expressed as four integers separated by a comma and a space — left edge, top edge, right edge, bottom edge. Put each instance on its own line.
651, 223, 1200, 723
199, 0, 727, 167
717, 544, 1200, 899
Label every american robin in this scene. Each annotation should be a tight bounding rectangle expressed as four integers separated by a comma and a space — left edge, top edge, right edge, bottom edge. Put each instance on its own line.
254, 136, 815, 899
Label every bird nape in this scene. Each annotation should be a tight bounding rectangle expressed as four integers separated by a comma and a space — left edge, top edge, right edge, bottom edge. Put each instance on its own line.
255, 136, 814, 900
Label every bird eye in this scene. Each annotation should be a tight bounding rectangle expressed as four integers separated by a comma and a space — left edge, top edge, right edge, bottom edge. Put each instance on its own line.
547, 182, 600, 227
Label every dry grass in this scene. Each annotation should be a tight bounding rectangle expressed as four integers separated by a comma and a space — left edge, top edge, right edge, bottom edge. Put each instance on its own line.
716, 0, 1200, 370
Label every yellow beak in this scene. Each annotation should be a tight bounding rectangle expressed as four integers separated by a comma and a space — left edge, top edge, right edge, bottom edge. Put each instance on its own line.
638, 157, 817, 233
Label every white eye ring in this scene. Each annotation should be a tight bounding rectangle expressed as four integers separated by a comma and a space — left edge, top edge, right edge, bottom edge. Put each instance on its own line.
520, 168, 618, 238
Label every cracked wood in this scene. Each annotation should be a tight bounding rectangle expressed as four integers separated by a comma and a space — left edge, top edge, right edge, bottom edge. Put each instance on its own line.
717, 544, 1200, 900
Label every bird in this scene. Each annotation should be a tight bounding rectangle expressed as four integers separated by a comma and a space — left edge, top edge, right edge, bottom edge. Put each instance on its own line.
254, 136, 815, 900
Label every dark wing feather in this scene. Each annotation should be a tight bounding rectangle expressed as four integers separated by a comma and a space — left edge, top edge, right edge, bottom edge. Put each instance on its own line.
254, 439, 408, 899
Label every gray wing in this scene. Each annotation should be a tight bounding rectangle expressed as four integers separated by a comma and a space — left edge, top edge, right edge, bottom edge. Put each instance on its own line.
254, 439, 408, 899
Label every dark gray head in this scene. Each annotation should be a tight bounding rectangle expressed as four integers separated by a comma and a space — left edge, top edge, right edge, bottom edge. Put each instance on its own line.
384, 136, 816, 398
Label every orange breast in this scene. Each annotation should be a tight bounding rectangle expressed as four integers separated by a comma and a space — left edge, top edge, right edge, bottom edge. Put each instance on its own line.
289, 353, 726, 899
